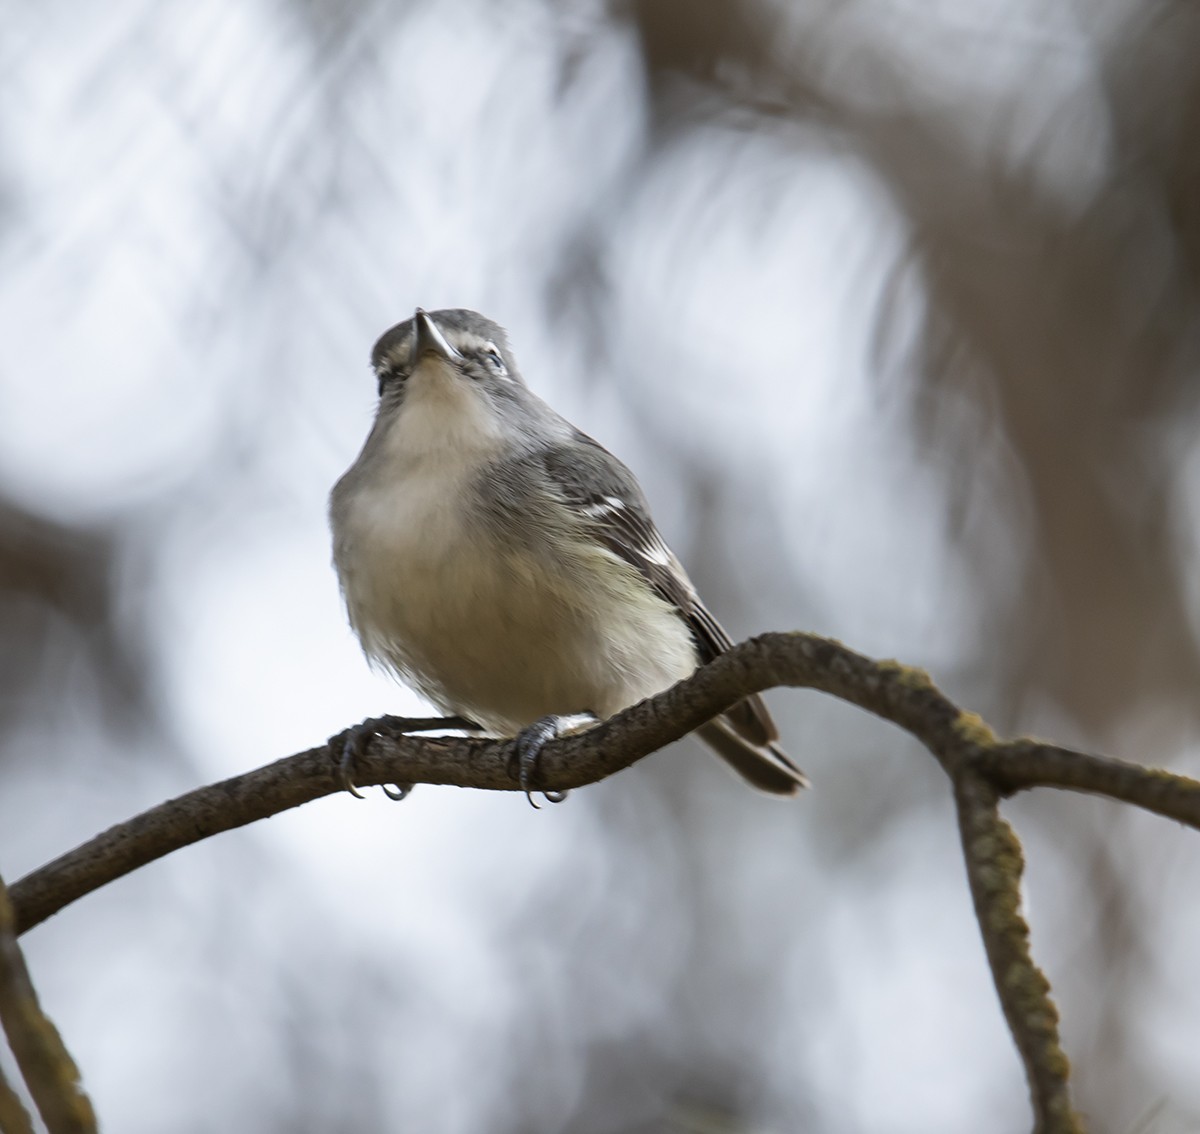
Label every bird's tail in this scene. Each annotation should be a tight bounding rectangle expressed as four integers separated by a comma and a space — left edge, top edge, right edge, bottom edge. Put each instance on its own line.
696, 691, 808, 796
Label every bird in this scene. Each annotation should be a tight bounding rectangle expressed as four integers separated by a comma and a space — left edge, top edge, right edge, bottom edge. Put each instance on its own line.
329, 307, 806, 800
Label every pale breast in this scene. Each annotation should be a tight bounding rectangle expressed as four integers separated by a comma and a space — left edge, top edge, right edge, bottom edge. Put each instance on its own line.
331, 369, 698, 733
333, 454, 697, 734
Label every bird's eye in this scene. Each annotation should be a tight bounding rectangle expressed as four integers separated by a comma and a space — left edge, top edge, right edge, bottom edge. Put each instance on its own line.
376, 365, 408, 394
482, 347, 507, 376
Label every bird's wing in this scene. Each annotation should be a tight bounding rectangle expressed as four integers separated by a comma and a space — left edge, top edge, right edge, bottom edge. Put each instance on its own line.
538, 431, 701, 628
538, 433, 806, 793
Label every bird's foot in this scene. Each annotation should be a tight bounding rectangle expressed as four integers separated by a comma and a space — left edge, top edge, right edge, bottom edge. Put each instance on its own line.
332, 714, 480, 800
508, 712, 598, 808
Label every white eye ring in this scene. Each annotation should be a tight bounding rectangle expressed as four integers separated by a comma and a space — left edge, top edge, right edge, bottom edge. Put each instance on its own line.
482, 344, 507, 376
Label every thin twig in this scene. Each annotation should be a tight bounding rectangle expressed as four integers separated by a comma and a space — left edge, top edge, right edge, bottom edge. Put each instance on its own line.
0, 1060, 34, 1134
953, 773, 1080, 1133
0, 875, 95, 1134
977, 741, 1200, 828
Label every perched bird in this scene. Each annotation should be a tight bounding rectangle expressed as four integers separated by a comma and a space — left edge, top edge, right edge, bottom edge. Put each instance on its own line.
330, 308, 806, 798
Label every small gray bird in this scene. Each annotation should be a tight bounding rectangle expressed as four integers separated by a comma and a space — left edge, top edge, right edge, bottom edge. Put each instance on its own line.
330, 308, 806, 797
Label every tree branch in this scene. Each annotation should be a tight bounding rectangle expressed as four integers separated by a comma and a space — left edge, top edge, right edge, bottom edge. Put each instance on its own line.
0, 1061, 34, 1134
976, 740, 1200, 827
954, 773, 1080, 1134
0, 875, 95, 1134
9, 630, 1200, 1131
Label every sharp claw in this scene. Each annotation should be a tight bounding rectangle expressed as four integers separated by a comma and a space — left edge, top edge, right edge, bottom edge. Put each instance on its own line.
511, 716, 586, 806
514, 717, 556, 798
334, 714, 477, 802
339, 735, 368, 800
334, 718, 410, 802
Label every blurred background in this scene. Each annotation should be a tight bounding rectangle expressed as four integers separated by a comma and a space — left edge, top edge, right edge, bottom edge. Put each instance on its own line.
2, 1, 1199, 1130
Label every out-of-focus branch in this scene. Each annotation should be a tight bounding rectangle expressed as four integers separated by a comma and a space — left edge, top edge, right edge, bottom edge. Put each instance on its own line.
0, 1062, 34, 1134
10, 631, 1200, 1131
0, 875, 95, 1134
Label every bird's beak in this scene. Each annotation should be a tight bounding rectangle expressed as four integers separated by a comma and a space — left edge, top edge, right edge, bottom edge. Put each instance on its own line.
411, 309, 461, 366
